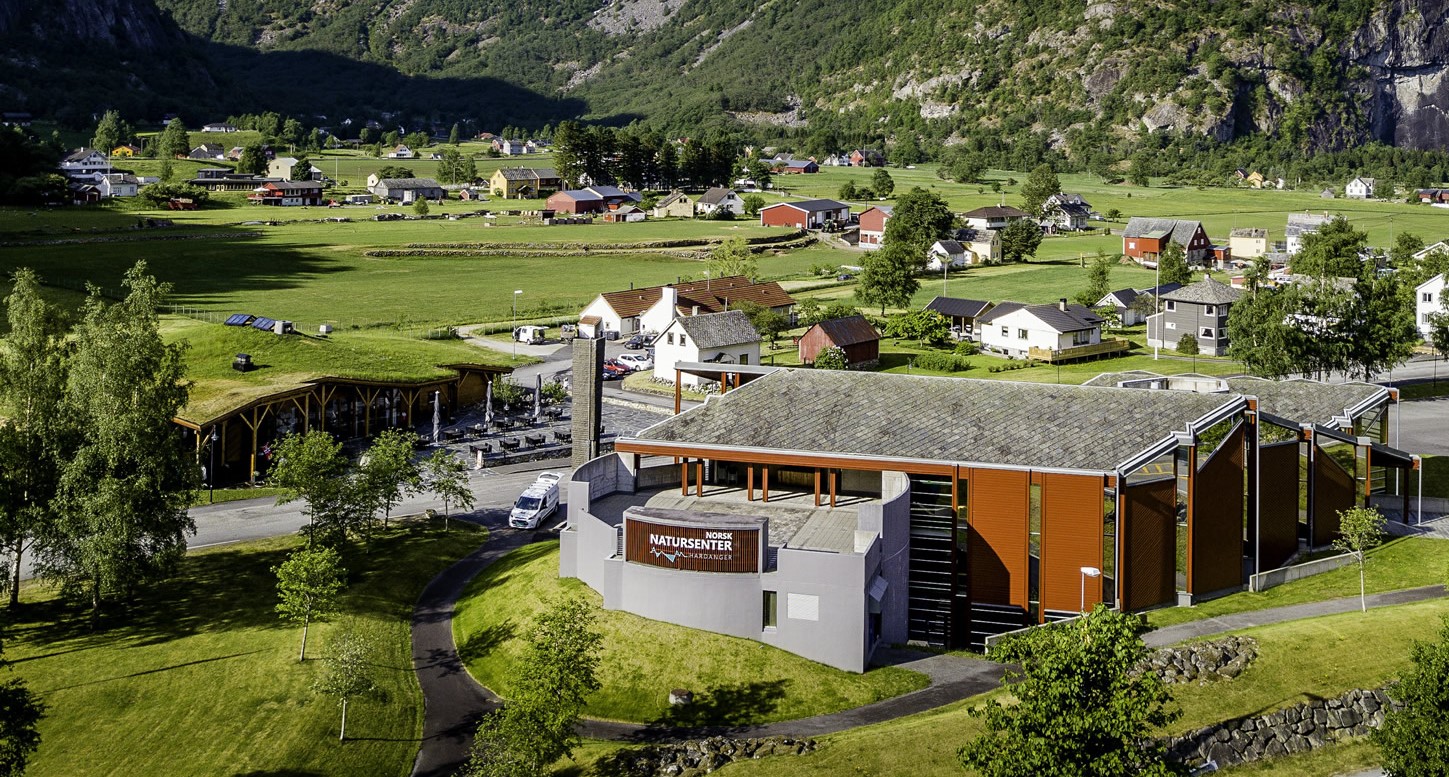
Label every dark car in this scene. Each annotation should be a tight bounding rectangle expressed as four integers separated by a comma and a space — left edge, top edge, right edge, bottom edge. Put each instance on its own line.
624, 335, 647, 350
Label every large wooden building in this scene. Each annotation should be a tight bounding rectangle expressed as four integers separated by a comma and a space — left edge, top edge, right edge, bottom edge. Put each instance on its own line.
797, 315, 880, 367
562, 369, 1415, 669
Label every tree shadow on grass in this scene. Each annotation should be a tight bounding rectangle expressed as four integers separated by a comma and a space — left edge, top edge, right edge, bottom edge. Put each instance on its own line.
631, 680, 790, 741
233, 771, 325, 777
457, 620, 516, 666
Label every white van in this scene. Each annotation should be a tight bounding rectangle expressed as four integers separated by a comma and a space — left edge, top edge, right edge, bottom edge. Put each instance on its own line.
513, 325, 549, 344
509, 472, 561, 529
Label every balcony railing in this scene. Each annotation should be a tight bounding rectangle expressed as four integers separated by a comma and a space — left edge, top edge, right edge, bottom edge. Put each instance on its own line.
1028, 338, 1131, 363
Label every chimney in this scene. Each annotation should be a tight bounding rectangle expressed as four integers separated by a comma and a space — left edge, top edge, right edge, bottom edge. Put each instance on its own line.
661, 286, 679, 318
691, 305, 700, 316
1058, 298, 1068, 311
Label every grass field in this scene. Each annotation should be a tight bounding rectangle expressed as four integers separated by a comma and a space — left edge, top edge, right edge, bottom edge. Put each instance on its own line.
8, 522, 488, 777
1145, 536, 1449, 629
452, 542, 929, 725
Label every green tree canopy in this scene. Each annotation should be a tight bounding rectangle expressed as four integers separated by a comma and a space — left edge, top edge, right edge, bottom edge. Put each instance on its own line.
856, 242, 922, 315
1157, 242, 1192, 286
959, 606, 1183, 777
733, 300, 789, 346
269, 431, 352, 544
871, 168, 895, 199
1020, 163, 1061, 215
1000, 219, 1044, 263
236, 143, 267, 175
1333, 506, 1385, 612
1375, 616, 1449, 773
160, 118, 191, 159
708, 237, 758, 282
1292, 216, 1367, 278
91, 109, 124, 154
423, 449, 474, 532
1075, 253, 1115, 307
313, 632, 378, 742
357, 429, 420, 531
273, 545, 346, 662
882, 187, 954, 250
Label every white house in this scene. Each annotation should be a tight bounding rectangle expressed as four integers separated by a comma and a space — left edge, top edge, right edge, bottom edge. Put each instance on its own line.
58, 148, 110, 180
97, 173, 139, 198
975, 300, 1104, 360
926, 229, 1000, 270
695, 187, 745, 217
1094, 283, 1182, 327
577, 277, 795, 339
960, 205, 1031, 231
651, 310, 761, 388
1346, 177, 1376, 199
268, 157, 321, 181
201, 123, 238, 133
386, 144, 414, 159
1411, 241, 1449, 262
1418, 273, 1446, 340
1285, 213, 1332, 256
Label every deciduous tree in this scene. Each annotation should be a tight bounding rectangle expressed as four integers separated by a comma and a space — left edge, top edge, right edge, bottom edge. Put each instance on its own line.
708, 237, 757, 282
91, 109, 124, 155
1343, 264, 1419, 381
1000, 219, 1043, 263
734, 300, 789, 346
1019, 163, 1061, 215
236, 143, 267, 176
1334, 506, 1386, 612
423, 450, 474, 532
1375, 616, 1449, 773
856, 242, 922, 315
269, 431, 351, 544
0, 636, 44, 776
1157, 242, 1192, 286
358, 429, 420, 531
274, 545, 346, 662
1075, 253, 1114, 308
160, 118, 191, 159
882, 187, 954, 250
959, 606, 1183, 777
1292, 216, 1366, 278
871, 168, 895, 199
314, 632, 378, 742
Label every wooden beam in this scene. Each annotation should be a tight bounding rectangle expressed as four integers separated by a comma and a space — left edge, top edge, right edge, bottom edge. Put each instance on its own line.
681, 458, 689, 496
674, 371, 682, 415
814, 468, 821, 507
615, 440, 957, 476
1185, 444, 1197, 595
829, 469, 836, 508
762, 466, 769, 503
696, 461, 704, 497
747, 465, 754, 501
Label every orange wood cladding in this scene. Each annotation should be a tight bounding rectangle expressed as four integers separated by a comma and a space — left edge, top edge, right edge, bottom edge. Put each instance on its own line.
624, 517, 760, 573
1258, 442, 1301, 569
967, 468, 1030, 608
1191, 424, 1247, 595
1122, 478, 1177, 611
1040, 473, 1104, 614
1313, 448, 1354, 547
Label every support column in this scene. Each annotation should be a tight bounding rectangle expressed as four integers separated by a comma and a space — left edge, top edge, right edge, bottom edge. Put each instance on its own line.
762, 466, 770, 503
829, 469, 836, 507
681, 458, 690, 496
696, 461, 704, 497
674, 370, 682, 414
814, 468, 821, 507
1304, 428, 1317, 543
1184, 443, 1197, 596
747, 465, 754, 501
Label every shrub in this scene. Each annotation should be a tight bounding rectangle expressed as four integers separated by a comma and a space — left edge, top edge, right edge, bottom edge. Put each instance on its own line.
1175, 333, 1200, 355
812, 346, 848, 370
912, 352, 972, 372
954, 340, 979, 356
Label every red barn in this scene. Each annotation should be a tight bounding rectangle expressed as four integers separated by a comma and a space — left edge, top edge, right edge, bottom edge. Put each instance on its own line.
1121, 217, 1212, 264
759, 199, 851, 230
546, 189, 606, 214
857, 205, 892, 249
798, 315, 880, 367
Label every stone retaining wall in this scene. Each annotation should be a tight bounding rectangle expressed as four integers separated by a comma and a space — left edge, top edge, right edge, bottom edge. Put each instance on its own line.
1144, 636, 1258, 685
603, 736, 818, 776
1165, 687, 1397, 770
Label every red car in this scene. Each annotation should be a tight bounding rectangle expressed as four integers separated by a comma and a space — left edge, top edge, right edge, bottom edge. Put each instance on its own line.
601, 359, 629, 380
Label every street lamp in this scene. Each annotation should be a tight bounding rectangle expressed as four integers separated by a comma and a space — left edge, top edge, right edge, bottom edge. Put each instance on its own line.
208, 425, 219, 504
512, 289, 523, 355
1079, 566, 1102, 614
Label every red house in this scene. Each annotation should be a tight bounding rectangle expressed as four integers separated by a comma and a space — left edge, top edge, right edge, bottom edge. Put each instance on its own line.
1121, 217, 1212, 264
798, 315, 881, 367
857, 205, 891, 249
783, 160, 819, 174
248, 180, 323, 206
759, 199, 851, 230
547, 189, 606, 214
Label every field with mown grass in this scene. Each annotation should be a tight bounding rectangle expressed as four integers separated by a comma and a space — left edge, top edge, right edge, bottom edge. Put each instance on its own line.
1145, 536, 1449, 629
8, 522, 487, 777
563, 599, 1449, 776
452, 541, 929, 725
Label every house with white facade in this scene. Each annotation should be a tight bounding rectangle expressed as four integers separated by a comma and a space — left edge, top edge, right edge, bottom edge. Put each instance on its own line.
975, 300, 1104, 360
926, 229, 1000, 269
651, 311, 761, 388
1095, 283, 1182, 327
1286, 213, 1333, 255
97, 173, 140, 198
386, 144, 414, 159
58, 148, 110, 180
961, 205, 1031, 231
577, 277, 795, 339
1418, 273, 1446, 340
695, 187, 745, 217
1346, 177, 1376, 199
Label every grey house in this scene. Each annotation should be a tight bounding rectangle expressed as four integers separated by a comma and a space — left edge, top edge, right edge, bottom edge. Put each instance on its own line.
1146, 277, 1243, 356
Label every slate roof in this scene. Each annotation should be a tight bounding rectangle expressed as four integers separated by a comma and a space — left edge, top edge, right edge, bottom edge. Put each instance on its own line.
808, 315, 879, 347
1099, 287, 1141, 307
1083, 372, 1389, 428
765, 199, 850, 213
978, 301, 1103, 333
669, 310, 760, 349
63, 148, 103, 162
962, 205, 1031, 220
377, 177, 443, 189
932, 240, 966, 255
1286, 213, 1331, 237
598, 276, 795, 319
698, 187, 737, 205
952, 227, 997, 244
655, 191, 690, 208
496, 167, 537, 181
1230, 228, 1268, 238
925, 297, 992, 319
1046, 193, 1090, 207
1101, 283, 1183, 308
1160, 277, 1243, 305
1123, 217, 1203, 245
631, 370, 1239, 472
555, 189, 603, 202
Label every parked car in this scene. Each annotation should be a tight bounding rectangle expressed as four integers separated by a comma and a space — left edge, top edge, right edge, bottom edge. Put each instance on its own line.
624, 335, 647, 350
616, 352, 654, 371
601, 359, 629, 379
509, 472, 561, 529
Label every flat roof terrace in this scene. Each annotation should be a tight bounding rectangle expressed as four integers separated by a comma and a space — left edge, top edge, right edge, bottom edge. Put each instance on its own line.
588, 484, 876, 554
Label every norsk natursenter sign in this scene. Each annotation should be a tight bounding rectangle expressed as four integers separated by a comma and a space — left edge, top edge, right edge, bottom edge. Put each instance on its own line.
624, 515, 761, 573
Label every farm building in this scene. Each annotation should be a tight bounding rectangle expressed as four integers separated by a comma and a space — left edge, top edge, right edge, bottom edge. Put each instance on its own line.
759, 199, 851, 230
696, 187, 745, 217
653, 191, 694, 219
1122, 218, 1212, 265
370, 177, 445, 203
857, 206, 891, 250
797, 315, 880, 367
924, 297, 994, 334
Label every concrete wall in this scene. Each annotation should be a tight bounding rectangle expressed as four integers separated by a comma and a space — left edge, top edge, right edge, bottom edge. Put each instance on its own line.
859, 472, 911, 646
1248, 550, 1357, 592
759, 547, 870, 671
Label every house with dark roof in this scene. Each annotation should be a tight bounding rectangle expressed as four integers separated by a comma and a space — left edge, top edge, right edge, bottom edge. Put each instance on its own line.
1286, 213, 1333, 255
1042, 193, 1092, 232
927, 229, 1000, 269
798, 315, 880, 367
58, 148, 110, 179
1146, 277, 1244, 355
489, 167, 562, 198
562, 366, 1414, 664
653, 190, 694, 219
925, 297, 994, 335
961, 205, 1031, 231
370, 177, 445, 203
977, 299, 1121, 360
188, 144, 227, 161
1122, 217, 1211, 264
848, 149, 885, 167
1095, 283, 1183, 326
97, 173, 140, 198
202, 122, 238, 133
759, 199, 851, 229
577, 277, 796, 338
248, 180, 324, 206
1346, 177, 1376, 199
651, 310, 761, 387
695, 187, 744, 217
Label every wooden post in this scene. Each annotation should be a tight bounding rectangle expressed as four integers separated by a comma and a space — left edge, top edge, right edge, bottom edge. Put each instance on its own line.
696, 461, 704, 497
829, 469, 836, 507
814, 468, 821, 506
674, 370, 682, 414
1363, 445, 1373, 507
681, 458, 690, 496
747, 465, 754, 501
361, 387, 380, 437
1184, 444, 1197, 595
950, 472, 959, 513
762, 466, 770, 503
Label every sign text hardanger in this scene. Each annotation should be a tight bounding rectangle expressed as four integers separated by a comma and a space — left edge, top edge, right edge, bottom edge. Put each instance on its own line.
625, 517, 760, 573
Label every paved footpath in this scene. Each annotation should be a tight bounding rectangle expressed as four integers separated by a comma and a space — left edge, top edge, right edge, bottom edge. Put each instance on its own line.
1144, 584, 1449, 648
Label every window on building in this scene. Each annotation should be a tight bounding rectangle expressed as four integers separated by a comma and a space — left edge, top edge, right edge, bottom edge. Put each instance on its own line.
1426, 292, 1436, 303
666, 333, 674, 345
1165, 321, 1177, 330
1001, 326, 1009, 337
1165, 300, 1176, 312
1073, 330, 1091, 345
739, 354, 749, 365
1204, 305, 1216, 316
762, 591, 778, 630
1201, 327, 1215, 338
680, 335, 688, 347
1028, 481, 1042, 621
1017, 328, 1028, 339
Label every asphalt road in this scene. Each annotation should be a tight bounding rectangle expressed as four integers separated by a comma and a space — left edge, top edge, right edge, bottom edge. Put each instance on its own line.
1394, 396, 1449, 456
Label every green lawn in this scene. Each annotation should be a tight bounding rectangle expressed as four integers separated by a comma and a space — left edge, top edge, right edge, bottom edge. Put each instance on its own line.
8, 522, 488, 777
190, 486, 285, 506
1145, 536, 1449, 629
452, 541, 929, 725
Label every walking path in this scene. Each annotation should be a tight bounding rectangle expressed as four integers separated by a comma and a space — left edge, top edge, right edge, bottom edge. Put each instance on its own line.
1144, 584, 1449, 647
409, 532, 1447, 774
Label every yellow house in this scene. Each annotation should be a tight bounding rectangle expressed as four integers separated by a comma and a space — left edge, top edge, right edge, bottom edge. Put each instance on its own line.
652, 190, 694, 218
489, 167, 563, 199
111, 144, 142, 157
1246, 171, 1266, 188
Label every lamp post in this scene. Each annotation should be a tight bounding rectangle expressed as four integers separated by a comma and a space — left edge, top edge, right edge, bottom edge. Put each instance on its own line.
1080, 565, 1102, 614
208, 425, 219, 504
512, 289, 522, 356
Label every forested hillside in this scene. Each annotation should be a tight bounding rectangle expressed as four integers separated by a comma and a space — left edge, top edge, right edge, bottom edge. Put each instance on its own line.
5, 0, 1449, 168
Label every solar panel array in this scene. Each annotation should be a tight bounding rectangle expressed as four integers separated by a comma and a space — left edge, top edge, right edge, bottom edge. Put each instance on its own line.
252, 317, 277, 331
224, 313, 255, 326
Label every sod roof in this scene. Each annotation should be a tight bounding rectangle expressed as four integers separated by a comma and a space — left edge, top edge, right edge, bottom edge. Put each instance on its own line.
631, 369, 1238, 472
